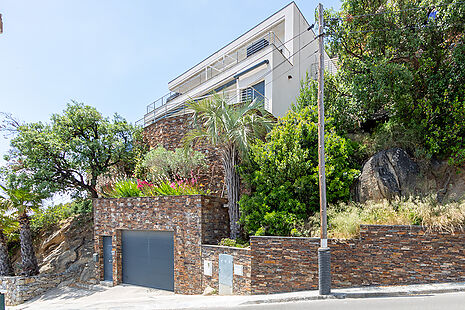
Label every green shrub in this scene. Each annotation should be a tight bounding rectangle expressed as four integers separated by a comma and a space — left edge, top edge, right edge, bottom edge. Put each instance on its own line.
139, 147, 206, 181
239, 95, 360, 237
218, 238, 249, 248
138, 179, 208, 196
102, 178, 208, 198
30, 203, 74, 233
71, 199, 93, 215
101, 179, 141, 198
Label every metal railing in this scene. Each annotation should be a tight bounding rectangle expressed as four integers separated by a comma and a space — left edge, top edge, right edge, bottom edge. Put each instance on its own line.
310, 58, 339, 79
171, 31, 289, 95
142, 87, 270, 127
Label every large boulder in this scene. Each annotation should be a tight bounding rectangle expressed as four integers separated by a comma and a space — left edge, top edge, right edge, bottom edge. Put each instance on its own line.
356, 148, 420, 202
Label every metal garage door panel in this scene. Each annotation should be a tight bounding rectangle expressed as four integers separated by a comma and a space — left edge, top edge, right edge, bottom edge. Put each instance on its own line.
122, 230, 174, 290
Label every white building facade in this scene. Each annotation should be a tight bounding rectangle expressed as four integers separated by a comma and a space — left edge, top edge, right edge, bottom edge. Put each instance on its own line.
140, 2, 336, 127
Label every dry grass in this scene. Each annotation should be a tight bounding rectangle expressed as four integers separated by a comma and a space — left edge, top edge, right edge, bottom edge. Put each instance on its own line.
324, 197, 465, 239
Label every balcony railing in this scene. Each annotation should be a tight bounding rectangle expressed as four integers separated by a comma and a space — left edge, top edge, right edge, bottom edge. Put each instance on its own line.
139, 88, 269, 127
171, 31, 289, 95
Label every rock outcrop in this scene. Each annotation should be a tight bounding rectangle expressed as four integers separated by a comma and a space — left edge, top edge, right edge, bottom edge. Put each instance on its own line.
356, 148, 420, 202
12, 214, 97, 285
356, 148, 465, 203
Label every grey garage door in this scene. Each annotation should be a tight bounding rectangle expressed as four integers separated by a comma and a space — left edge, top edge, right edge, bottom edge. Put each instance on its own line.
122, 230, 174, 290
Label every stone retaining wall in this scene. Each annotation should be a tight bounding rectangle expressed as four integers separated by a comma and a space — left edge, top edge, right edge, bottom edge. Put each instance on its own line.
250, 225, 465, 294
201, 245, 251, 295
143, 114, 225, 195
0, 270, 78, 306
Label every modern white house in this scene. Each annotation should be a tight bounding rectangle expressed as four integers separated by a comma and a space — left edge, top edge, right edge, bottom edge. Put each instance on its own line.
139, 2, 336, 127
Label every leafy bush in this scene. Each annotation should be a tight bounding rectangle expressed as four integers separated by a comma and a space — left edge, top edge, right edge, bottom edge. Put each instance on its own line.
30, 203, 74, 233
101, 179, 141, 198
218, 238, 249, 248
138, 178, 208, 196
239, 88, 360, 237
71, 199, 93, 215
102, 177, 208, 198
139, 147, 206, 181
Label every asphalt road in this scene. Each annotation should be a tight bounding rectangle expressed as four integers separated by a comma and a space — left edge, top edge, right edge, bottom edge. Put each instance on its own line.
219, 292, 465, 310
10, 285, 465, 310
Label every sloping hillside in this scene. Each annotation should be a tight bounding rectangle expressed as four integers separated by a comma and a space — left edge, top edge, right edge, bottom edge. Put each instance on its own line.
12, 214, 97, 284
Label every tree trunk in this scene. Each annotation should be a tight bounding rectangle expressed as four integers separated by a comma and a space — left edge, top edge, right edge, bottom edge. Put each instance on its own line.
18, 213, 39, 276
0, 229, 14, 276
222, 145, 241, 239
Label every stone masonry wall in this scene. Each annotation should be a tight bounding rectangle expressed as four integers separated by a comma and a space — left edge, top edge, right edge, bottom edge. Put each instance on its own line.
250, 225, 465, 294
0, 270, 78, 306
93, 195, 227, 294
201, 245, 252, 295
143, 114, 225, 195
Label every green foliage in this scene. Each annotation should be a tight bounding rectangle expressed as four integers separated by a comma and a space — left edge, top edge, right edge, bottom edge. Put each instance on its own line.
184, 93, 275, 238
315, 197, 465, 239
5, 102, 142, 198
71, 199, 93, 215
30, 203, 74, 233
138, 147, 206, 182
0, 183, 42, 217
140, 179, 208, 196
102, 179, 141, 198
218, 238, 249, 248
184, 93, 275, 159
102, 178, 207, 198
326, 0, 465, 164
239, 84, 360, 237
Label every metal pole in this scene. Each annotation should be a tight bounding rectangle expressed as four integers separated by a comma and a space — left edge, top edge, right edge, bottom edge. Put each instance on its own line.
317, 2, 331, 296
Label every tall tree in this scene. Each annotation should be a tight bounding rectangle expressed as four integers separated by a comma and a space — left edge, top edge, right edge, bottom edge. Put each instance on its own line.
184, 94, 274, 239
5, 102, 143, 198
325, 0, 465, 164
0, 184, 41, 276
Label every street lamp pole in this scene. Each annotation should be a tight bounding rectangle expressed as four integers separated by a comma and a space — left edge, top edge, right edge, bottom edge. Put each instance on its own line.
317, 2, 331, 295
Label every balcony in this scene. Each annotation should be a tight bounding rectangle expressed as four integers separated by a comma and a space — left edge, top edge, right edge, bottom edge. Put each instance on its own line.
137, 87, 270, 127
171, 31, 289, 95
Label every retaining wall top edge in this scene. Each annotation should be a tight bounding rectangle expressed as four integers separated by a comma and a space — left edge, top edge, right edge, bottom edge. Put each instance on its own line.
360, 224, 424, 229
92, 194, 226, 201
250, 236, 321, 241
201, 244, 251, 251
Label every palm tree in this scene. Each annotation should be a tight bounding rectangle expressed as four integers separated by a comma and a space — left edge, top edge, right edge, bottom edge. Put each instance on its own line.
0, 184, 41, 276
184, 94, 274, 238
0, 208, 17, 276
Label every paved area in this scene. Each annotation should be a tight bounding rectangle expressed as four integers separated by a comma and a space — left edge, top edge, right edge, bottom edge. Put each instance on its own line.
8, 282, 465, 310
215, 292, 465, 310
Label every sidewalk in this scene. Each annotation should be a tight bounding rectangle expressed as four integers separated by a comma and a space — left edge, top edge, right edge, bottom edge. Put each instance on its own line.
241, 282, 465, 306
9, 282, 465, 310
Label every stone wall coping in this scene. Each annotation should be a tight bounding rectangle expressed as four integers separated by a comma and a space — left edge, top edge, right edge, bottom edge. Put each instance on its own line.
201, 244, 251, 251
92, 194, 227, 203
250, 236, 321, 241
360, 224, 424, 229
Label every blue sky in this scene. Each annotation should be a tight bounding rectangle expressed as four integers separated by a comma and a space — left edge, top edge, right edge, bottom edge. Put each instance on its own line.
0, 0, 342, 164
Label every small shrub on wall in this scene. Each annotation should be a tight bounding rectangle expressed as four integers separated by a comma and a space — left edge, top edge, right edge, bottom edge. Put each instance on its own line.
136, 146, 206, 182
